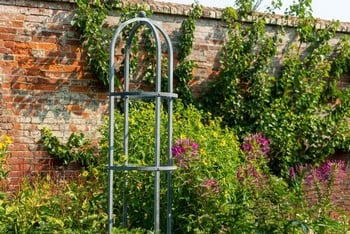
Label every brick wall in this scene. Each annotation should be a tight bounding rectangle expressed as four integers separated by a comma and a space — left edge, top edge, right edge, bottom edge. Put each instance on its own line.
1, 0, 350, 198
0, 0, 108, 189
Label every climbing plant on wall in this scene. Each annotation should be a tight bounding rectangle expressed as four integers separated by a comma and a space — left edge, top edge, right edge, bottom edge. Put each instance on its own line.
174, 2, 202, 106
204, 0, 350, 175
71, 0, 113, 87
71, 0, 200, 99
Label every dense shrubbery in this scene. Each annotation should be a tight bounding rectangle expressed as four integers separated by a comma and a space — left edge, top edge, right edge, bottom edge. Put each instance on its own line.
98, 101, 242, 232
1, 102, 348, 233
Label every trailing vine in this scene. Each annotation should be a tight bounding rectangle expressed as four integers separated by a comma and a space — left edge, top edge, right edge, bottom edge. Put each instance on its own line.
174, 2, 202, 106
71, 0, 113, 87
71, 0, 197, 99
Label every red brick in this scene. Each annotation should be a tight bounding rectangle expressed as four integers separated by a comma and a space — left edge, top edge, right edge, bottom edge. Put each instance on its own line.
63, 65, 81, 72
10, 83, 34, 90
32, 36, 57, 43
66, 104, 83, 112
33, 84, 59, 91
0, 27, 16, 34
12, 21, 23, 28
9, 163, 32, 172
11, 151, 34, 158
37, 43, 58, 51
8, 144, 29, 151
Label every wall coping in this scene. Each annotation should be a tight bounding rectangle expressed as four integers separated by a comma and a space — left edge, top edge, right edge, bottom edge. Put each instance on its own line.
1, 0, 350, 33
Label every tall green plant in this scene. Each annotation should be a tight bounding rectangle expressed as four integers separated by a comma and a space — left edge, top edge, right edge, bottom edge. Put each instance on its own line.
204, 0, 350, 175
174, 2, 202, 106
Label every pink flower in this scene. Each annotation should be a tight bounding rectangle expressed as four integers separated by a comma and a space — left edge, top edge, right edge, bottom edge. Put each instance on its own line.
202, 178, 220, 194
241, 133, 270, 159
171, 138, 199, 169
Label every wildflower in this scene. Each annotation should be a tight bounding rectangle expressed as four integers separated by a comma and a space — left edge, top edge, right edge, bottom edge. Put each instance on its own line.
305, 160, 346, 185
171, 138, 199, 169
289, 166, 296, 180
236, 164, 261, 182
241, 132, 270, 159
237, 167, 244, 182
202, 178, 220, 194
219, 139, 227, 147
92, 168, 99, 177
0, 135, 12, 151
81, 170, 89, 177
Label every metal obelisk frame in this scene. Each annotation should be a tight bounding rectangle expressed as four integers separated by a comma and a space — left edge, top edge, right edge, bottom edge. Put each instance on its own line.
107, 12, 177, 234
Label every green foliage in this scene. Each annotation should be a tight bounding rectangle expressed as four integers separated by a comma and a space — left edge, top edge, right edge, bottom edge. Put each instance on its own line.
71, 0, 154, 88
174, 3, 202, 106
98, 100, 241, 232
0, 135, 11, 184
177, 2, 202, 61
226, 133, 349, 233
40, 127, 99, 168
204, 0, 350, 175
71, 0, 114, 87
3, 102, 349, 233
6, 1, 350, 233
171, 102, 241, 233
0, 172, 107, 233
116, 4, 157, 86
288, 160, 350, 233
72, 0, 199, 106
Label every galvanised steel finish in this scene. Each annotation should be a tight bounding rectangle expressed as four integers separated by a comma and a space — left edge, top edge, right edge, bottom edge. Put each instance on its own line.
107, 12, 177, 234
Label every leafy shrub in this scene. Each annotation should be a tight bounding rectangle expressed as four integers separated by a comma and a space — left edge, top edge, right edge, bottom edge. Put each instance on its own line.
3, 101, 349, 233
99, 101, 349, 233
41, 127, 99, 168
288, 160, 350, 233
228, 133, 349, 233
0, 171, 106, 233
98, 100, 242, 232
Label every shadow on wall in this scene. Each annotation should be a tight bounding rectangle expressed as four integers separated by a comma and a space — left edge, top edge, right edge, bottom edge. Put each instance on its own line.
4, 8, 108, 123
0, 3, 108, 187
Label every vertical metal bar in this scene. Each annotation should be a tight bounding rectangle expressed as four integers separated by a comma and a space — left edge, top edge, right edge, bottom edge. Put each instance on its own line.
108, 25, 118, 234
122, 31, 132, 228
166, 35, 174, 234
107, 80, 115, 234
155, 24, 174, 234
107, 19, 135, 234
154, 24, 162, 234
